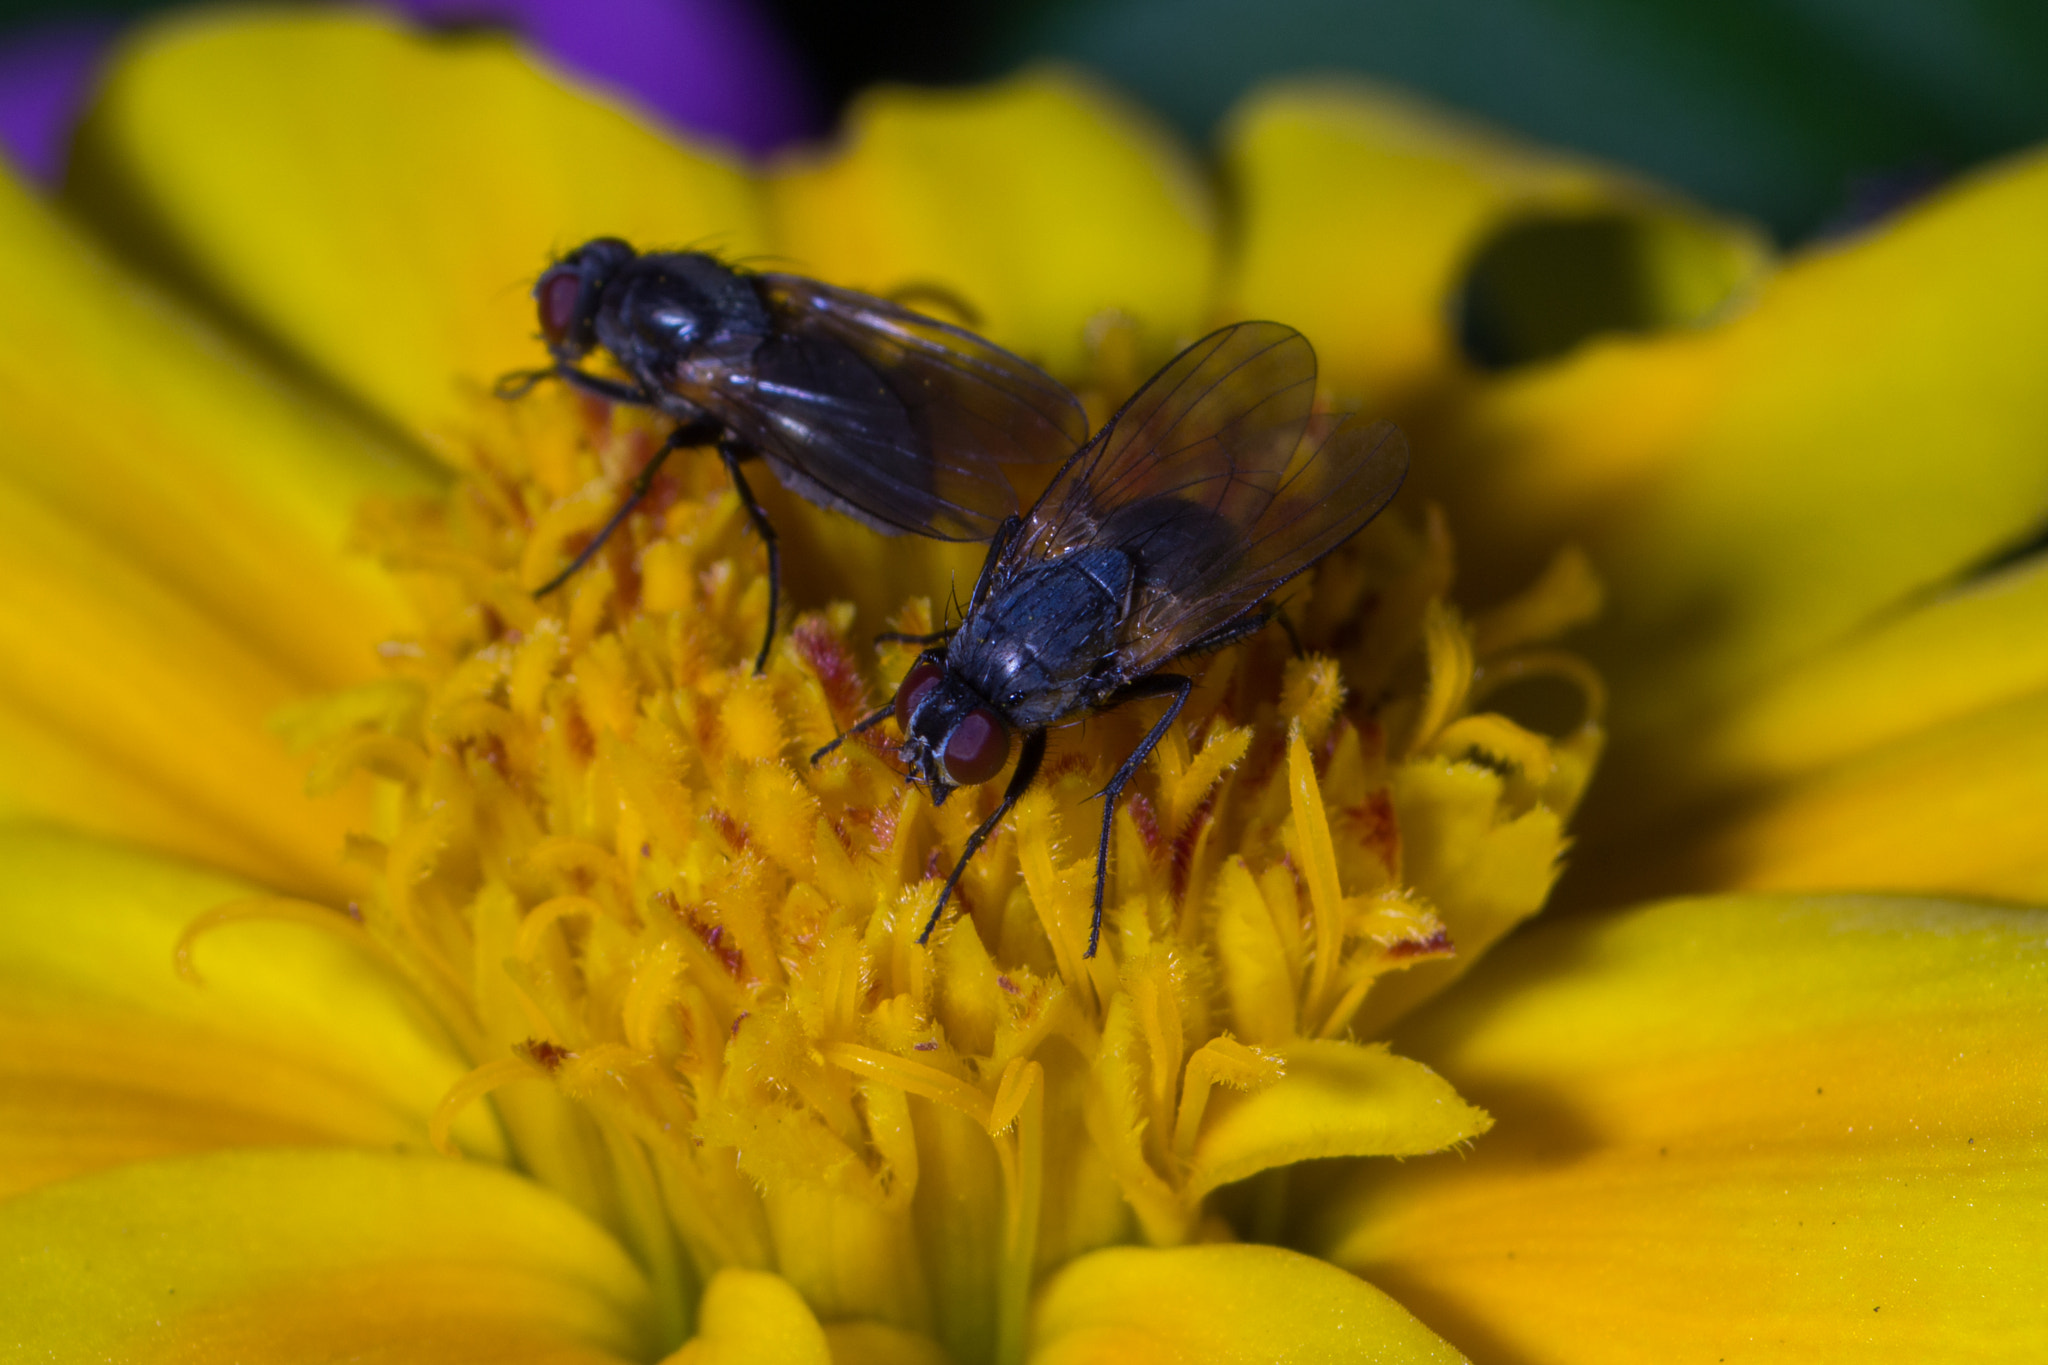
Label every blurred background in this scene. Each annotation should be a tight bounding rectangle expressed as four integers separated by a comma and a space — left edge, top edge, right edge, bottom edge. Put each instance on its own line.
4, 0, 2048, 243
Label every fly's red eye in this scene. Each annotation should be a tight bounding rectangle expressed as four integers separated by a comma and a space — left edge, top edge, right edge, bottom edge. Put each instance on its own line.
537, 269, 584, 347
943, 708, 1009, 786
894, 658, 945, 735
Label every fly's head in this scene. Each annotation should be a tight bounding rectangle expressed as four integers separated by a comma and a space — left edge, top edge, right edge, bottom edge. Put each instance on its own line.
535, 237, 636, 364
893, 654, 1011, 806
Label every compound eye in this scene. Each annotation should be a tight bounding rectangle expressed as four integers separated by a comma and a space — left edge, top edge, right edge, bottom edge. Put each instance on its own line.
893, 658, 945, 735
942, 708, 1009, 786
537, 268, 585, 349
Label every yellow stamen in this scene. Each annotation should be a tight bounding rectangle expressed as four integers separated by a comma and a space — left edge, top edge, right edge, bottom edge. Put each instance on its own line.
1288, 732, 1346, 1021
428, 1046, 558, 1156
1173, 1037, 1284, 1162
243, 381, 1603, 1352
173, 894, 386, 984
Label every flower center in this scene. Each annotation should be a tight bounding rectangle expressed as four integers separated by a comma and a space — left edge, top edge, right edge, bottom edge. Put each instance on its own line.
288, 368, 1603, 1362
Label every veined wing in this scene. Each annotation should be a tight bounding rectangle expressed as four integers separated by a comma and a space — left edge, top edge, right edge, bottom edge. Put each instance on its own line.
676, 274, 1088, 541
998, 321, 1406, 674
1008, 321, 1318, 566
1118, 410, 1408, 673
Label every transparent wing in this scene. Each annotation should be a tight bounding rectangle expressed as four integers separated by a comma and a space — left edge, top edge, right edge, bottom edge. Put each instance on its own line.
1119, 411, 1408, 673
1010, 321, 1319, 565
998, 322, 1407, 675
676, 274, 1089, 541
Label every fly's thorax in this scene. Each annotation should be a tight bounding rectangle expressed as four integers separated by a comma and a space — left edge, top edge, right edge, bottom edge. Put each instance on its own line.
951, 549, 1134, 728
594, 251, 771, 384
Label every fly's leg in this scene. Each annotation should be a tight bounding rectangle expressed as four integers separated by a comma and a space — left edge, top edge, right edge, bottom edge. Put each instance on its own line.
811, 702, 893, 764
1273, 607, 1305, 658
1087, 673, 1194, 958
1178, 608, 1275, 659
920, 730, 1047, 943
875, 628, 956, 647
533, 419, 716, 598
499, 363, 653, 407
492, 367, 556, 401
721, 440, 781, 676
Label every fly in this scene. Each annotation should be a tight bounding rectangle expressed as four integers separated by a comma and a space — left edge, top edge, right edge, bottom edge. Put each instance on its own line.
500, 239, 1089, 672
817, 321, 1409, 956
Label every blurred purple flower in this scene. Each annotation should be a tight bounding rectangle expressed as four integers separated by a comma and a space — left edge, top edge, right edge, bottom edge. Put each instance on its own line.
397, 0, 817, 155
0, 20, 115, 183
0, 0, 814, 186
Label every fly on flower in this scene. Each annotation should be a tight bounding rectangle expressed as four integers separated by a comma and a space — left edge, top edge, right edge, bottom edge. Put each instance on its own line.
819, 321, 1410, 955
501, 238, 1091, 671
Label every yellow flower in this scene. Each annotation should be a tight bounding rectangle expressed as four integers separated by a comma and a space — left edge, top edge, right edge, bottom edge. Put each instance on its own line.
2, 10, 2044, 1364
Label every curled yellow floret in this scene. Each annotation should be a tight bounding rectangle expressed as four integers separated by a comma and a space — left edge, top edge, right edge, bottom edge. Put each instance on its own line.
257, 377, 1604, 1361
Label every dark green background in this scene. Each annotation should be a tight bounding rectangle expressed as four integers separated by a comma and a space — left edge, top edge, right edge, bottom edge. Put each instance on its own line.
9, 0, 2048, 241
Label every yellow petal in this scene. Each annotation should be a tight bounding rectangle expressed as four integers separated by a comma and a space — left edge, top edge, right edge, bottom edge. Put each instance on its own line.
1574, 552, 2048, 905
0, 826, 503, 1200
0, 166, 428, 679
1692, 552, 2048, 787
768, 67, 1217, 381
1029, 1243, 1466, 1364
0, 165, 434, 891
0, 1147, 655, 1361
664, 1270, 829, 1365
1665, 687, 2048, 903
1438, 146, 2048, 774
0, 481, 369, 896
1186, 1040, 1488, 1202
1219, 79, 1768, 405
68, 9, 768, 447
1314, 894, 2048, 1363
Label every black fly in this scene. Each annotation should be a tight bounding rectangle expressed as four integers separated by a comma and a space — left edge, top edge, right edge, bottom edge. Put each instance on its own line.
500, 239, 1089, 673
816, 322, 1409, 956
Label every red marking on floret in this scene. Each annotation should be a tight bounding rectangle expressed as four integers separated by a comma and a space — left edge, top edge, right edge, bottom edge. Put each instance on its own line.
521, 1038, 571, 1071
1356, 717, 1387, 764
610, 536, 643, 612
868, 803, 899, 852
1169, 800, 1215, 904
708, 807, 749, 853
1387, 928, 1453, 960
576, 391, 614, 431
996, 974, 1020, 996
565, 708, 597, 763
682, 906, 746, 978
792, 616, 870, 721
1126, 792, 1164, 868
1345, 789, 1401, 874
912, 1040, 939, 1052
